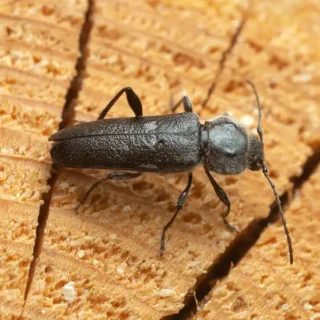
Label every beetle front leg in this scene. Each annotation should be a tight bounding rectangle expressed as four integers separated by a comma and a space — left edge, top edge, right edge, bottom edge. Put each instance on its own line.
160, 172, 193, 256
76, 171, 142, 211
171, 96, 193, 113
204, 168, 238, 233
98, 87, 143, 120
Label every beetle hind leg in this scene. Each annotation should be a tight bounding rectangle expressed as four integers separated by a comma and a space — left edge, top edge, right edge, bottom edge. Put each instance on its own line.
76, 171, 142, 211
160, 172, 193, 256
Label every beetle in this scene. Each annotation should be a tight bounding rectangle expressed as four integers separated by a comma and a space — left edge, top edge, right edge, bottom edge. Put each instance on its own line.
49, 81, 293, 264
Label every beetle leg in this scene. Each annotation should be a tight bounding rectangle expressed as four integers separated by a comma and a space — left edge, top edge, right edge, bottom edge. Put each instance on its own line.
160, 172, 193, 256
204, 167, 238, 233
76, 171, 142, 211
171, 96, 193, 113
98, 87, 143, 120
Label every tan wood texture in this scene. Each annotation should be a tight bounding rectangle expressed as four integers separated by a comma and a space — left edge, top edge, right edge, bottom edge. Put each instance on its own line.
0, 0, 319, 319
0, 0, 87, 318
194, 165, 320, 320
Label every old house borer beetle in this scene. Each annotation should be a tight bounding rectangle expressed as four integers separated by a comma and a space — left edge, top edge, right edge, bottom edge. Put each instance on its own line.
49, 81, 293, 264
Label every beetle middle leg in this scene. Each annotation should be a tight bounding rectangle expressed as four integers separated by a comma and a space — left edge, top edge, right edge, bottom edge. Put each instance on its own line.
76, 171, 142, 211
204, 168, 238, 233
160, 172, 193, 256
171, 96, 193, 113
98, 87, 143, 120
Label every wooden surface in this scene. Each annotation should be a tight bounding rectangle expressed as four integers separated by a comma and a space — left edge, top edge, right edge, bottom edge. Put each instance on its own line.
0, 0, 87, 318
193, 165, 320, 320
0, 0, 319, 319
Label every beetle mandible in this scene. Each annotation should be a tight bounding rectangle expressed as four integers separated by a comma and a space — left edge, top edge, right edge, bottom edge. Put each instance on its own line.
49, 81, 293, 264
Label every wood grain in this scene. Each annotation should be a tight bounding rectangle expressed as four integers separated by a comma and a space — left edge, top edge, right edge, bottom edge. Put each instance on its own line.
0, 0, 87, 317
194, 165, 320, 320
0, 0, 319, 319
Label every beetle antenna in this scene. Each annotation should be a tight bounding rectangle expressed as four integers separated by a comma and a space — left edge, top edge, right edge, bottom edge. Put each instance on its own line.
246, 80, 293, 264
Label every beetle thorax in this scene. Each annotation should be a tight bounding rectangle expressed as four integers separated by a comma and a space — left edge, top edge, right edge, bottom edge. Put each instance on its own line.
202, 116, 249, 175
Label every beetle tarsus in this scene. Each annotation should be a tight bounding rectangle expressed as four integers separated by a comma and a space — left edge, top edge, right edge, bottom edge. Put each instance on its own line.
222, 215, 238, 233
160, 207, 180, 257
160, 230, 166, 256
221, 205, 238, 233
159, 173, 192, 256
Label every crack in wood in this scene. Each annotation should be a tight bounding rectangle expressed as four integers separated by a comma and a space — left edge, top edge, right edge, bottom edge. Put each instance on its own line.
202, 15, 247, 108
59, 0, 95, 129
20, 1, 95, 317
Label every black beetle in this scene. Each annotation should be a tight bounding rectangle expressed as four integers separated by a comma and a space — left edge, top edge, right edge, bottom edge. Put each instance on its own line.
49, 81, 293, 264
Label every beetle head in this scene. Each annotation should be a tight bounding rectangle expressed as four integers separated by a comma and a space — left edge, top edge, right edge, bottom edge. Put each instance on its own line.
246, 135, 264, 171
203, 116, 263, 174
